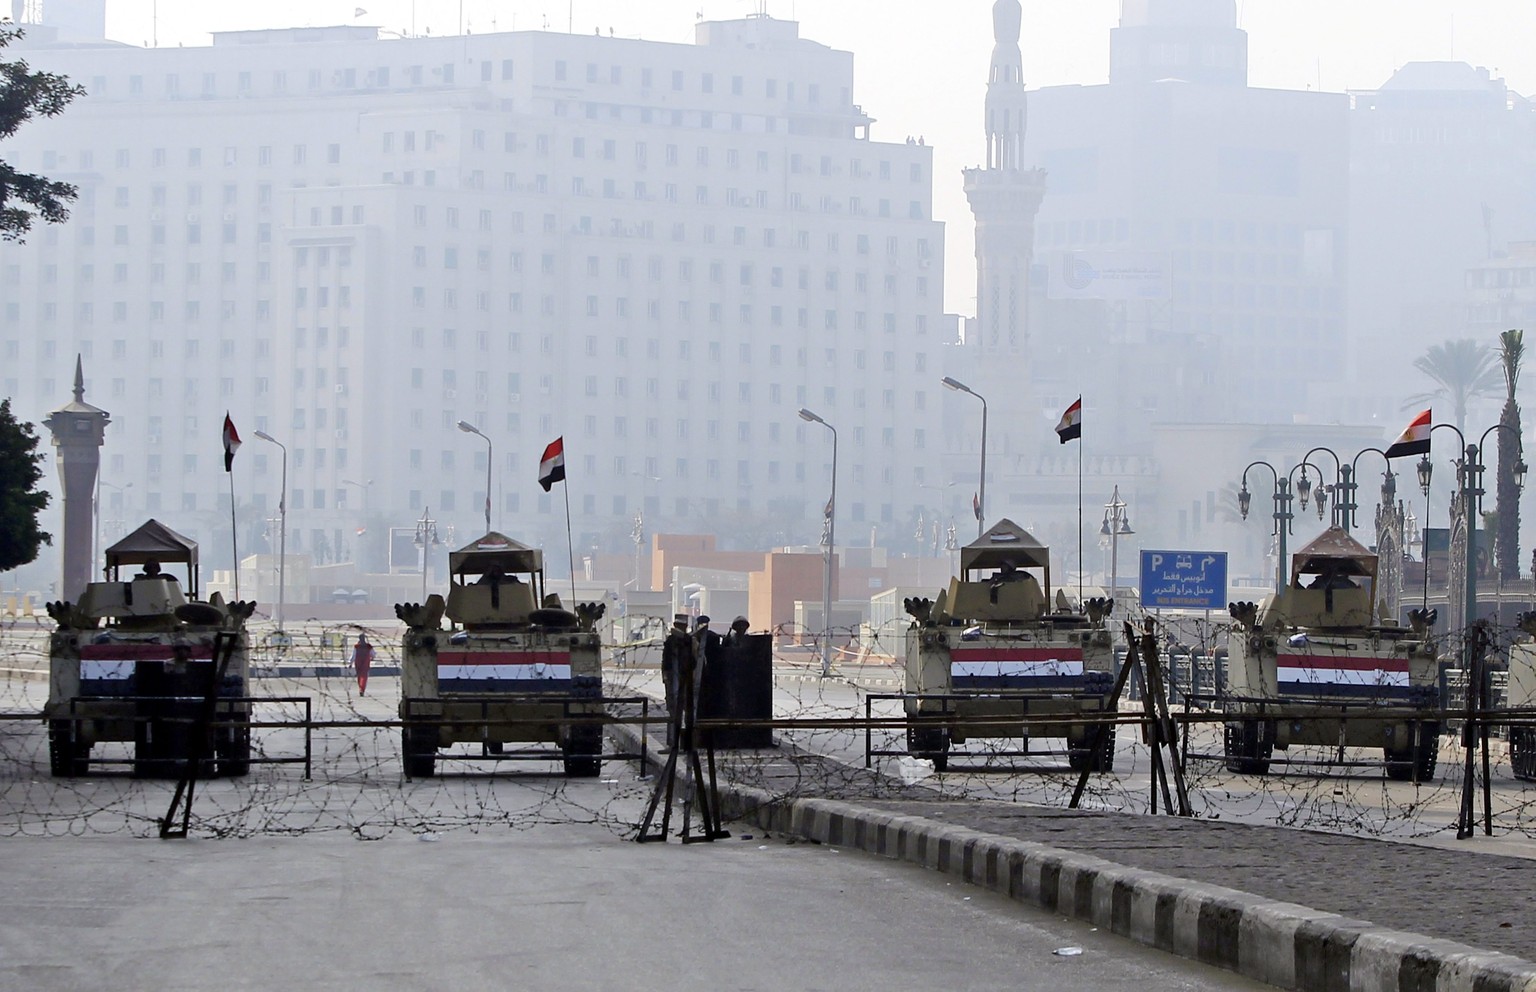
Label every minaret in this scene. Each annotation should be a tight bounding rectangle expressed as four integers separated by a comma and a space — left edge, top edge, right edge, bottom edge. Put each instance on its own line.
42, 357, 110, 601
963, 0, 1048, 451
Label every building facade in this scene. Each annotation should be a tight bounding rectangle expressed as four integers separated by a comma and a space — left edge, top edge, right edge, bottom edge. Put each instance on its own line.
0, 13, 947, 578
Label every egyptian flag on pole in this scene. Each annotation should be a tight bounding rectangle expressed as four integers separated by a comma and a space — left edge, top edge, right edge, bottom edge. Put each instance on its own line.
539, 437, 566, 491
973, 492, 982, 521
222, 413, 242, 472
1055, 397, 1083, 444
1386, 408, 1432, 458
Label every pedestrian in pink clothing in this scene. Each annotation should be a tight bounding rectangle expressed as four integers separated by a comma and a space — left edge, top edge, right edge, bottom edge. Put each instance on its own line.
352, 633, 375, 696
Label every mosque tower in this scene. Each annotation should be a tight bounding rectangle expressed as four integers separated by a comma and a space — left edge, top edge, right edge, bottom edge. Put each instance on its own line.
963, 0, 1048, 360
962, 0, 1049, 464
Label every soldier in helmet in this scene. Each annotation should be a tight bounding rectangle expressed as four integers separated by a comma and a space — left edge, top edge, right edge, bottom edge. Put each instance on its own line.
724, 615, 751, 647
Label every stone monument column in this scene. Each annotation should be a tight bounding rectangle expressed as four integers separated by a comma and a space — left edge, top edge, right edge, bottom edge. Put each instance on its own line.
42, 357, 110, 601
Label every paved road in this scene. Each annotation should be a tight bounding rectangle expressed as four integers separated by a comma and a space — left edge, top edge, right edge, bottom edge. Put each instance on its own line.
0, 798, 1272, 991
7, 621, 1536, 987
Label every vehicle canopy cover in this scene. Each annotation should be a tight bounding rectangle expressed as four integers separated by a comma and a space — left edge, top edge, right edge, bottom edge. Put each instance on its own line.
960, 518, 1052, 574
448, 531, 544, 578
105, 519, 199, 571
1288, 526, 1378, 586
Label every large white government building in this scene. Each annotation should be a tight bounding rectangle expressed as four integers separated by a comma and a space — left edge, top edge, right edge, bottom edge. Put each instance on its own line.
0, 9, 947, 573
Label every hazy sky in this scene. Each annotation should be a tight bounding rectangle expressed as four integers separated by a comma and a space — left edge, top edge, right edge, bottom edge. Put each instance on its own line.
101, 0, 1536, 316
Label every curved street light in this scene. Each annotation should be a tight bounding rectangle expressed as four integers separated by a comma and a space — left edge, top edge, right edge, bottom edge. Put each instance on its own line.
941, 376, 987, 538
799, 407, 837, 678
1238, 461, 1294, 595
1100, 486, 1133, 600
1415, 420, 1525, 839
253, 430, 287, 637
457, 420, 493, 535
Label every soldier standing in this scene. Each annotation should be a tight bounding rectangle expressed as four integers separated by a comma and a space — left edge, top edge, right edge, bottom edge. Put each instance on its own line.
660, 614, 693, 748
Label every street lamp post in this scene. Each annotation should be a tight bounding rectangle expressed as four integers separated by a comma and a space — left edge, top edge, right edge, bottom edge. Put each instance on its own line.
1418, 422, 1526, 839
413, 506, 440, 600
1418, 424, 1527, 630
1237, 461, 1297, 595
941, 377, 987, 538
457, 420, 493, 535
1100, 486, 1134, 600
253, 430, 287, 638
1297, 447, 1351, 530
799, 407, 837, 678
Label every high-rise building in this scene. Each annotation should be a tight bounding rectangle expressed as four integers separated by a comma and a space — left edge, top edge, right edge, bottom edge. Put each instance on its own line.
1020, 0, 1349, 430
1346, 63, 1536, 424
1, 14, 946, 575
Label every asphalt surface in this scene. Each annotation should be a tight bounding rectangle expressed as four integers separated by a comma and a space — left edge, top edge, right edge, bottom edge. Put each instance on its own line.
5, 619, 1536, 990
0, 808, 1272, 992
610, 683, 1536, 991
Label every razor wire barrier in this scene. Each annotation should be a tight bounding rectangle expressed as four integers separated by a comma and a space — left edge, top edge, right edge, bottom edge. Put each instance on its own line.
3, 608, 1536, 841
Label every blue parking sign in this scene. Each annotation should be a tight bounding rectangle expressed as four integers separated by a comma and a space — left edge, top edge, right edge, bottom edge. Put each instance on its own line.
1139, 550, 1228, 610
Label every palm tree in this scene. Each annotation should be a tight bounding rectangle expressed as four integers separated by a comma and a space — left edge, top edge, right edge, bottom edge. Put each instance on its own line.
1496, 329, 1524, 582
1403, 339, 1501, 436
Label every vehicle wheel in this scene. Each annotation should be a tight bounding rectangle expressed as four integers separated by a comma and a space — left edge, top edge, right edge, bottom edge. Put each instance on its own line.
562, 724, 603, 778
1223, 720, 1272, 775
1513, 726, 1536, 782
48, 719, 89, 777
1069, 725, 1117, 773
403, 727, 436, 779
1386, 721, 1440, 782
908, 725, 949, 772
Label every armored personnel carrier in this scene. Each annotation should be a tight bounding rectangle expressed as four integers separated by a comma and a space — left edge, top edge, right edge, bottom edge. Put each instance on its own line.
1507, 615, 1536, 781
1223, 527, 1439, 780
903, 519, 1117, 772
397, 532, 605, 778
44, 520, 254, 778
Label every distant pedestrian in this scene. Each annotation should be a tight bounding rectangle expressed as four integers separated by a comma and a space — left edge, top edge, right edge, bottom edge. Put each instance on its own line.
352, 632, 375, 696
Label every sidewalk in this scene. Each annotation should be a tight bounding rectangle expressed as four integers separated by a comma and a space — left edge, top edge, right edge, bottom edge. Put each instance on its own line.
615, 719, 1536, 992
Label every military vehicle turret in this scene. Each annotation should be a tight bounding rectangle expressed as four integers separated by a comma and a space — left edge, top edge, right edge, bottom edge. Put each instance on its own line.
1223, 527, 1440, 780
397, 532, 605, 778
44, 519, 255, 777
903, 519, 1117, 772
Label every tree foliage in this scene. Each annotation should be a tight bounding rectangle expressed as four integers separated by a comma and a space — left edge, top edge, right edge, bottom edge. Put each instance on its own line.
1496, 329, 1524, 581
1403, 338, 1501, 436
1, 25, 85, 242
0, 397, 51, 572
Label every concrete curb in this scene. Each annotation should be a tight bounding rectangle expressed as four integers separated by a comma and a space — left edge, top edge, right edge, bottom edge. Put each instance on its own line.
616, 723, 1536, 992
731, 790, 1536, 992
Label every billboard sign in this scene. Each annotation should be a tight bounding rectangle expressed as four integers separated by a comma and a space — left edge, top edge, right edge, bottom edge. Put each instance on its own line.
1139, 550, 1228, 611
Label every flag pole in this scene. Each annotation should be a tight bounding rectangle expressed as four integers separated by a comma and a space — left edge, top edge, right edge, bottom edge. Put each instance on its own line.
229, 470, 240, 599
1077, 432, 1083, 605
562, 481, 577, 606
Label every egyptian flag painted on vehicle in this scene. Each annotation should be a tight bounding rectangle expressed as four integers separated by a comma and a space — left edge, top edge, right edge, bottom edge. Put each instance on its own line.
1385, 408, 1431, 458
222, 413, 242, 472
1055, 397, 1082, 444
539, 437, 566, 491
